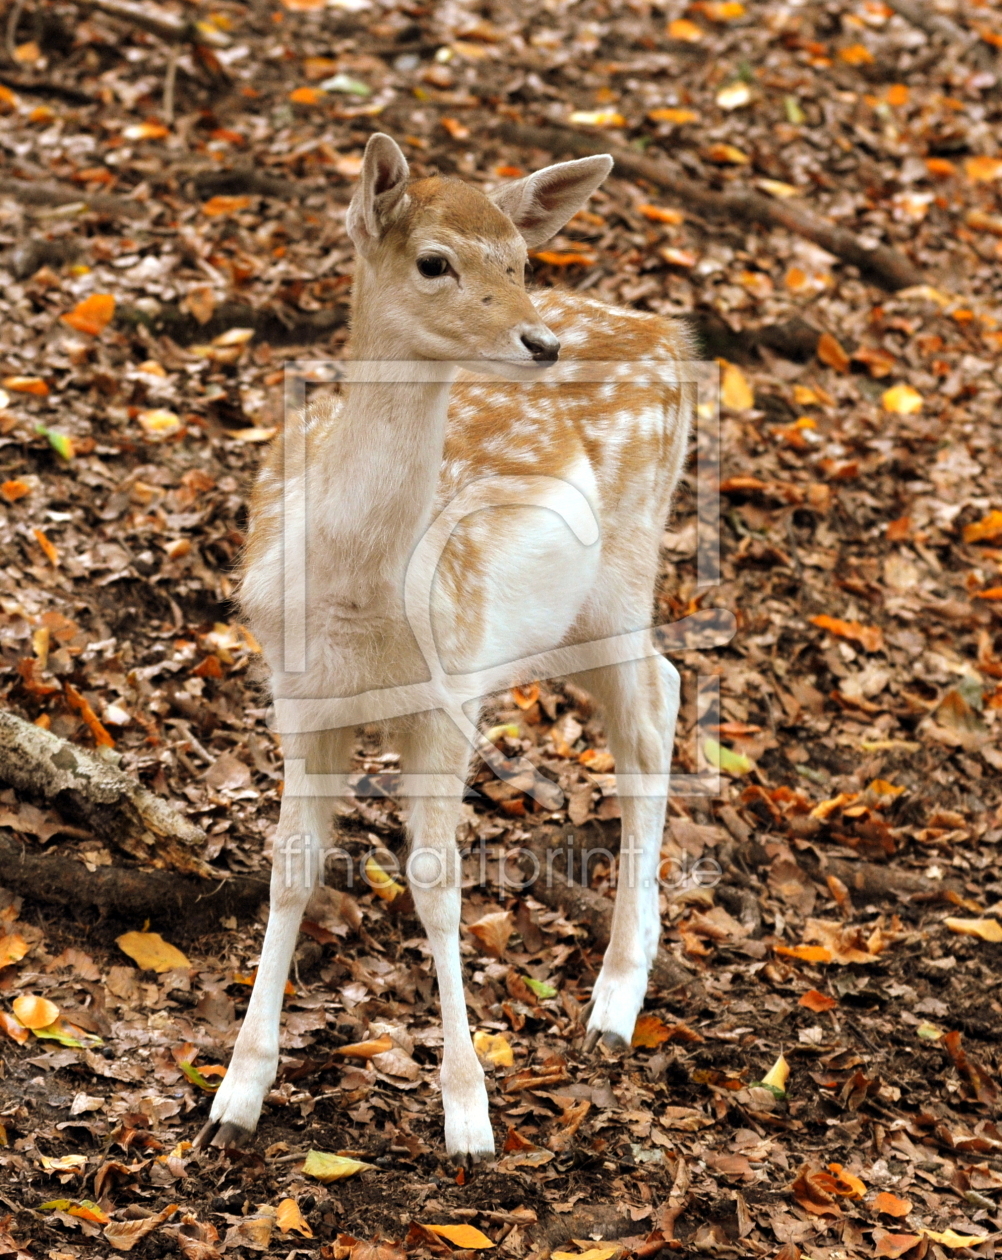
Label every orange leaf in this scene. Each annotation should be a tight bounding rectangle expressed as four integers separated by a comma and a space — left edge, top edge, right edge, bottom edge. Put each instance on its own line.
659, 246, 697, 267
973, 587, 1002, 601
1, 479, 32, 502
925, 157, 956, 179
64, 682, 114, 748
531, 250, 597, 267
647, 107, 699, 125
886, 516, 910, 541
667, 17, 704, 40
512, 682, 539, 709
705, 143, 749, 165
467, 910, 514, 958
817, 332, 849, 373
720, 361, 754, 410
799, 989, 837, 1012
201, 195, 252, 216
964, 510, 1002, 543
13, 994, 59, 1029
872, 1192, 912, 1218
885, 83, 909, 106
123, 122, 169, 141
3, 375, 48, 395
774, 944, 833, 963
638, 203, 685, 224
61, 293, 116, 336
839, 43, 874, 64
875, 1234, 923, 1259
809, 614, 884, 653
0, 1010, 29, 1043
33, 528, 59, 566
827, 1163, 866, 1197
632, 1014, 673, 1047
333, 1033, 393, 1058
441, 117, 470, 139
966, 155, 1002, 183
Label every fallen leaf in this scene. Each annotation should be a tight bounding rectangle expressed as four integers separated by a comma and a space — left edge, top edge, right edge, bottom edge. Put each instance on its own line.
809, 614, 884, 653
965, 156, 1002, 183
532, 250, 597, 267
179, 1061, 225, 1091
39, 1154, 87, 1173
839, 42, 874, 63
0, 1011, 29, 1043
799, 989, 837, 1012
817, 332, 850, 373
3, 375, 48, 395
123, 122, 169, 140
659, 246, 698, 268
875, 1234, 923, 1259
116, 932, 190, 974
706, 143, 749, 164
138, 409, 182, 440
920, 1228, 992, 1248
12, 994, 59, 1029
638, 204, 685, 224
468, 910, 514, 958
202, 195, 253, 216
964, 510, 1002, 543
648, 107, 699, 124
882, 383, 923, 414
424, 1225, 494, 1249
61, 294, 115, 336
568, 109, 626, 127
716, 81, 751, 109
552, 1251, 619, 1260
632, 1014, 674, 1047
774, 944, 833, 963
334, 1033, 393, 1058
473, 1030, 515, 1067
667, 18, 703, 40
0, 935, 28, 969
302, 1151, 373, 1182
441, 117, 470, 139
364, 856, 405, 902
760, 1052, 790, 1094
720, 361, 754, 410
511, 682, 539, 708
104, 1204, 178, 1251
944, 916, 1002, 942
872, 1192, 912, 1218
1, 479, 33, 502
275, 1199, 313, 1238
703, 737, 753, 775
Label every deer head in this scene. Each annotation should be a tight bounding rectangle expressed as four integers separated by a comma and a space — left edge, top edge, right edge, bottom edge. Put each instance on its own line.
345, 133, 613, 375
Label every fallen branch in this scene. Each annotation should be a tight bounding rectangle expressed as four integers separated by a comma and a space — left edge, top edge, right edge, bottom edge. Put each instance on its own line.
0, 832, 267, 936
521, 826, 695, 991
498, 121, 924, 292
0, 176, 143, 218
0, 708, 214, 878
0, 74, 94, 103
116, 300, 349, 346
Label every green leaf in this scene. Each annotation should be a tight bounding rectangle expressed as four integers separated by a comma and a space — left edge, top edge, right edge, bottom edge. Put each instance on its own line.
523, 977, 557, 999
35, 425, 74, 461
703, 738, 753, 776
319, 73, 371, 96
179, 1061, 221, 1092
784, 95, 805, 125
917, 1021, 944, 1040
302, 1150, 373, 1182
32, 1022, 94, 1048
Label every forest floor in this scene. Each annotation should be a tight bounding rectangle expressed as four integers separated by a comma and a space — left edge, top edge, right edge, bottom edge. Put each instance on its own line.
2, 0, 1002, 1256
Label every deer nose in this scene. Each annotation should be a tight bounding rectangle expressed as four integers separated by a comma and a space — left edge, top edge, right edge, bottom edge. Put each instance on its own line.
520, 329, 560, 362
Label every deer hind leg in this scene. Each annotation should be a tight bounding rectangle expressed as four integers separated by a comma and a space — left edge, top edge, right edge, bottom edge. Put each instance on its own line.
399, 711, 494, 1164
196, 727, 352, 1149
576, 654, 680, 1050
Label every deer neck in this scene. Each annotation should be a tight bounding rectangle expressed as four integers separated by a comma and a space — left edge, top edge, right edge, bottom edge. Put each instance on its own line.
314, 310, 456, 616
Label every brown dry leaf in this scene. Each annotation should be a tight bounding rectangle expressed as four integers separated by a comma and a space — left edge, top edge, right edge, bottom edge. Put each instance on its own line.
874, 1233, 923, 1259
222, 1214, 274, 1252
116, 932, 190, 974
943, 1030, 999, 1104
468, 910, 514, 958
872, 1192, 912, 1218
169, 1214, 223, 1260
817, 332, 849, 373
791, 1164, 844, 1216
104, 1204, 177, 1251
183, 287, 216, 325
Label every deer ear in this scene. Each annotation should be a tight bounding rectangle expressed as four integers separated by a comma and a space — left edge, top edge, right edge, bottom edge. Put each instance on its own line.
346, 133, 410, 252
489, 154, 613, 248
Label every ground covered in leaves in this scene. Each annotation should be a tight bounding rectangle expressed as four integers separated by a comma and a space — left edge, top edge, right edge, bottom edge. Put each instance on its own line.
3, 0, 1002, 1255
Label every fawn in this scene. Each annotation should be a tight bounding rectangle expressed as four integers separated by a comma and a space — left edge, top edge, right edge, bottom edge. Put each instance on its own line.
196, 134, 693, 1162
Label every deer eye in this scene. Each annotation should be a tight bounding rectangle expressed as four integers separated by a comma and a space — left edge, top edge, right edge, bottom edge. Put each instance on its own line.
417, 255, 449, 278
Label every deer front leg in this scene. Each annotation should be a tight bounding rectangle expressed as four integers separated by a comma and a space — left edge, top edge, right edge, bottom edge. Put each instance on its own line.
196, 732, 346, 1149
579, 656, 679, 1050
402, 718, 494, 1164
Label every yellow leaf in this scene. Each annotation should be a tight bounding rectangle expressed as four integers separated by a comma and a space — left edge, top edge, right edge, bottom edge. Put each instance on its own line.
276, 1199, 313, 1238
702, 1, 745, 19
13, 40, 40, 63
667, 18, 703, 40
720, 361, 754, 411
229, 427, 278, 443
568, 110, 626, 128
364, 855, 405, 902
39, 1154, 87, 1173
13, 994, 59, 1029
212, 327, 255, 347
944, 917, 1002, 943
552, 1250, 620, 1260
965, 156, 1002, 183
302, 1150, 373, 1182
761, 1052, 790, 1092
333, 1033, 394, 1058
61, 293, 116, 336
964, 510, 1002, 543
116, 931, 190, 973
757, 178, 800, 198
868, 778, 905, 799
0, 934, 29, 968
920, 1228, 991, 1249
716, 81, 751, 110
882, 383, 923, 414
703, 737, 753, 775
137, 409, 182, 440
474, 1030, 515, 1067
424, 1225, 495, 1249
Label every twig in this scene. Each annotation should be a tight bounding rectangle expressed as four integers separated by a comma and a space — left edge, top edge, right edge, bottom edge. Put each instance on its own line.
498, 122, 925, 292
0, 73, 94, 102
4, 0, 25, 63
162, 42, 178, 123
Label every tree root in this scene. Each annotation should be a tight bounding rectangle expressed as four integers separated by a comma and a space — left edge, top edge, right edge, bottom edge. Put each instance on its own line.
498, 121, 924, 292
0, 708, 214, 877
0, 831, 267, 937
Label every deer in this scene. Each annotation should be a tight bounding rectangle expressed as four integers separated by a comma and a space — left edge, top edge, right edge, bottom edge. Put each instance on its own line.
195, 133, 694, 1164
